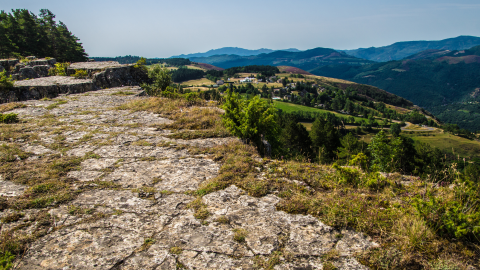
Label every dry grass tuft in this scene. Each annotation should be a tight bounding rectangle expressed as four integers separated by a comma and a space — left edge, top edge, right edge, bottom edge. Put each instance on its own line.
233, 228, 248, 243
169, 246, 183, 255
117, 97, 228, 135
186, 197, 210, 220
0, 102, 26, 112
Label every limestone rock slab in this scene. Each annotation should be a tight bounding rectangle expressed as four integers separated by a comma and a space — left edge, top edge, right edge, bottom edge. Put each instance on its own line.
0, 177, 27, 197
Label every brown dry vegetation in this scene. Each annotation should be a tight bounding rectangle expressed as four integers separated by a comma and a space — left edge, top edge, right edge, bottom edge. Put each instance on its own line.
117, 97, 230, 139
0, 103, 26, 113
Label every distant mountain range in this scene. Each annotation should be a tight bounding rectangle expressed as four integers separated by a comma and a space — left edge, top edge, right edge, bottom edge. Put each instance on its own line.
312, 45, 480, 131
171, 36, 480, 63
166, 36, 480, 131
171, 47, 301, 58
188, 47, 372, 70
342, 35, 480, 62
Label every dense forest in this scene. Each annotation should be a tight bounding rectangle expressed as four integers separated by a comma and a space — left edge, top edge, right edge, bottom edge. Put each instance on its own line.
430, 99, 480, 132
171, 67, 204, 83
0, 9, 88, 62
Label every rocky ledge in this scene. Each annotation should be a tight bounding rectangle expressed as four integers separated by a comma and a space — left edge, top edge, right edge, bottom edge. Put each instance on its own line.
9, 76, 94, 101
0, 87, 377, 269
1, 60, 148, 104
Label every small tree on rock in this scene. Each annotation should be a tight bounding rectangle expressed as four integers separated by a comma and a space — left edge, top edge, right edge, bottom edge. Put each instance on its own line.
145, 64, 171, 96
222, 89, 280, 156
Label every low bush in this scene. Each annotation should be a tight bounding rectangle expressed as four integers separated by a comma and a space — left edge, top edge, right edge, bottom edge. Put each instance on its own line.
48, 62, 70, 76
0, 113, 19, 124
414, 180, 480, 242
71, 69, 88, 79
0, 251, 15, 270
0, 70, 14, 92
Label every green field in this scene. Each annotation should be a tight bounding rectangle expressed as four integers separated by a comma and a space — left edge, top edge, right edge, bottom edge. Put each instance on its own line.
351, 129, 480, 158
299, 121, 479, 158
273, 101, 374, 123
301, 122, 313, 131
180, 78, 215, 87
404, 132, 480, 158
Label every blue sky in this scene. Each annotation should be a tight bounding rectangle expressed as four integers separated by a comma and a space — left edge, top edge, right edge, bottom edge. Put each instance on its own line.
3, 0, 480, 58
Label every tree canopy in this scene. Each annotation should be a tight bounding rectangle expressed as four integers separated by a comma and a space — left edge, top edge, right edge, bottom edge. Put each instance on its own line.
0, 9, 88, 62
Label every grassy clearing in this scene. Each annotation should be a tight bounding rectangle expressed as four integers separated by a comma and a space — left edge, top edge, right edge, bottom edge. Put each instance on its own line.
182, 87, 211, 92
386, 104, 411, 114
185, 65, 205, 70
303, 74, 355, 84
300, 122, 313, 131
357, 129, 480, 158
405, 132, 480, 158
273, 101, 373, 123
117, 97, 230, 136
179, 78, 214, 87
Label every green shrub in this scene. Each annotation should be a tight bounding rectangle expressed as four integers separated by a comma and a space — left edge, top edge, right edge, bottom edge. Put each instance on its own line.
145, 64, 171, 95
363, 173, 390, 190
333, 163, 360, 186
222, 89, 280, 155
414, 181, 480, 242
48, 62, 70, 76
184, 92, 201, 105
0, 113, 19, 124
0, 251, 15, 270
349, 152, 369, 172
134, 57, 147, 72
71, 69, 88, 79
0, 144, 29, 162
0, 70, 14, 92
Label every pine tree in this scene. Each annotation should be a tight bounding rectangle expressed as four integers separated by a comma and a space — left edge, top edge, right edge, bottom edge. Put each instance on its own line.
0, 9, 88, 61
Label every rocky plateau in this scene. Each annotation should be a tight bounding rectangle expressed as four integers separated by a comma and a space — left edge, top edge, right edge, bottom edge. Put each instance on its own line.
0, 76, 378, 269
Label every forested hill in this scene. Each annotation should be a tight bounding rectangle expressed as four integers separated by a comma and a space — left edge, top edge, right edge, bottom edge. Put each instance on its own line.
311, 45, 480, 131
189, 47, 372, 70
0, 9, 88, 62
90, 56, 191, 66
171, 47, 301, 58
342, 35, 480, 62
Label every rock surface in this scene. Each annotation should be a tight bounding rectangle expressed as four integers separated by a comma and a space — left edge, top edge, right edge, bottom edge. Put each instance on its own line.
69, 61, 124, 70
1, 87, 376, 269
1, 60, 148, 104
